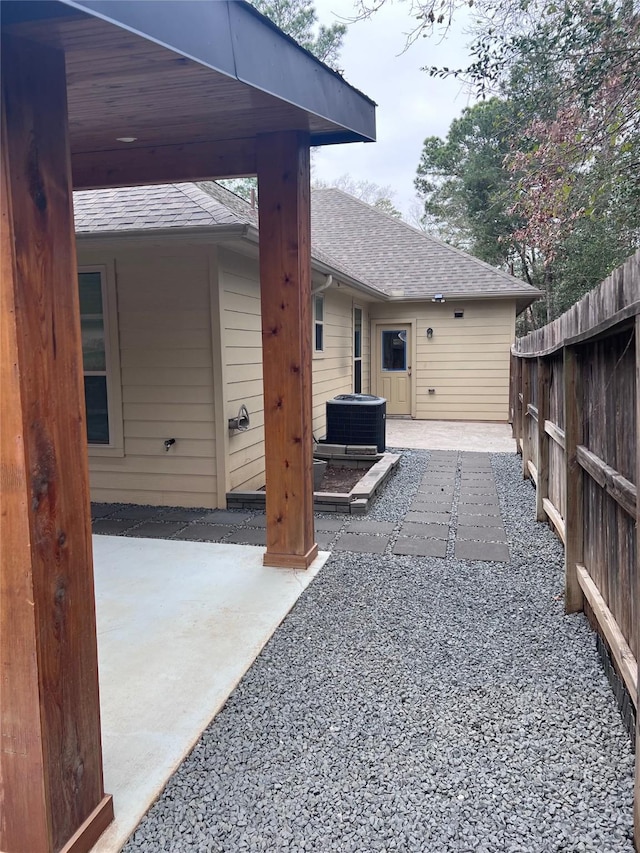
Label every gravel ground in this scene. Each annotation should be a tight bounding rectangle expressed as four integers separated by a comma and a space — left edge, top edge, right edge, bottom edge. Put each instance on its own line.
124, 450, 635, 853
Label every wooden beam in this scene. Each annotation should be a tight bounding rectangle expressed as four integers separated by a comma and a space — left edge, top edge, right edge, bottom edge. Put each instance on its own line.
544, 419, 566, 451
542, 498, 566, 544
576, 565, 637, 709
527, 459, 538, 484
0, 34, 112, 853
72, 137, 257, 189
536, 358, 551, 522
576, 445, 637, 519
257, 131, 318, 569
564, 346, 584, 614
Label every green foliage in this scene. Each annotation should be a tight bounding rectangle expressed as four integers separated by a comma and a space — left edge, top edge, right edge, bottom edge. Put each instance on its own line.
414, 99, 523, 266
415, 0, 640, 328
252, 0, 346, 68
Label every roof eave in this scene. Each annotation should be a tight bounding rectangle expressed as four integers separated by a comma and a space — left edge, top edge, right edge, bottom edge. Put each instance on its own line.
56, 0, 377, 145
386, 289, 544, 304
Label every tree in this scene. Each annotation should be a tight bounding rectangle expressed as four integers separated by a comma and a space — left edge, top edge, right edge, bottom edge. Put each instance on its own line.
253, 0, 346, 68
314, 174, 402, 217
414, 0, 639, 326
414, 98, 522, 265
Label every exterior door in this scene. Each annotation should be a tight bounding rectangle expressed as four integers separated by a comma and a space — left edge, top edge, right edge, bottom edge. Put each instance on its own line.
377, 326, 411, 415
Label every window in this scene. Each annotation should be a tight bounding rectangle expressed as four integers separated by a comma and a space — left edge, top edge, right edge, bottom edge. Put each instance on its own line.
381, 330, 407, 371
353, 306, 362, 393
78, 265, 123, 454
313, 294, 324, 352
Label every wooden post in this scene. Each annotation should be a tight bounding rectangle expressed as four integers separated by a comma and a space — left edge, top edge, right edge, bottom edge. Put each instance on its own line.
1, 35, 113, 853
513, 356, 522, 450
564, 345, 584, 614
256, 131, 318, 569
522, 358, 532, 479
634, 315, 639, 852
536, 357, 551, 522
509, 352, 516, 438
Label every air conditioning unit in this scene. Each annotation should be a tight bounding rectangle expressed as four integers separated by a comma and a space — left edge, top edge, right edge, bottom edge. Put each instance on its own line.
326, 394, 386, 452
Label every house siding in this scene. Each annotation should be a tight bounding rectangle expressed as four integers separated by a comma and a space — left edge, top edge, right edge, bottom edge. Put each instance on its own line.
369, 299, 515, 421
220, 249, 266, 492
79, 243, 218, 507
311, 287, 355, 438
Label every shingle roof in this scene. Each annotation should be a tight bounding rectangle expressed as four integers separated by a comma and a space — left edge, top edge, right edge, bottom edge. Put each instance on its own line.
73, 182, 249, 233
73, 182, 541, 309
310, 188, 541, 304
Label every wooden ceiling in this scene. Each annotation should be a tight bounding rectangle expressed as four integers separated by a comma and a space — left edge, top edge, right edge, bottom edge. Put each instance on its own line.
2, 1, 376, 188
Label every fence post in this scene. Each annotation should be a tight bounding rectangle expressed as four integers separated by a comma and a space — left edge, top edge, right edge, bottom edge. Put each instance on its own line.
513, 356, 522, 453
564, 345, 584, 614
634, 315, 639, 851
522, 358, 532, 479
536, 357, 550, 522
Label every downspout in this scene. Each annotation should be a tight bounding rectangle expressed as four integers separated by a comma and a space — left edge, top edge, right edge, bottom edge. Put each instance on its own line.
311, 274, 333, 295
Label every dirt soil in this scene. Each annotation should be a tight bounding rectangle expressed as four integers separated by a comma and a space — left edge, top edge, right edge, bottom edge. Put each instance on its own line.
318, 464, 372, 493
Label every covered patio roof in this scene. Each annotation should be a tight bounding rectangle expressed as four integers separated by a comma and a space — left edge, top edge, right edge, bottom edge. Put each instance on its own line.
1, 3, 376, 851
3, 0, 375, 187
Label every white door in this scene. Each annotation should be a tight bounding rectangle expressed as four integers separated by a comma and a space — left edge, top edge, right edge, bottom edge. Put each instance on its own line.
377, 326, 411, 415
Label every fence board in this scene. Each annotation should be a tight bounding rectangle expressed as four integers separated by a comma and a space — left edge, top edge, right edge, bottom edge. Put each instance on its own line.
509, 250, 638, 751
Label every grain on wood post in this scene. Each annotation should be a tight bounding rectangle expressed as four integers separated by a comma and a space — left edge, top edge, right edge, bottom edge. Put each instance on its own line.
257, 131, 318, 569
564, 345, 585, 614
0, 33, 112, 853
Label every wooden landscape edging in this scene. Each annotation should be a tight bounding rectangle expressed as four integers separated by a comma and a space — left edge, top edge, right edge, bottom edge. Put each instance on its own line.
510, 252, 639, 850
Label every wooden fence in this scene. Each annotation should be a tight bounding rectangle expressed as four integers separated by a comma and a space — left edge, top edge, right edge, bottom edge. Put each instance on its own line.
510, 250, 639, 847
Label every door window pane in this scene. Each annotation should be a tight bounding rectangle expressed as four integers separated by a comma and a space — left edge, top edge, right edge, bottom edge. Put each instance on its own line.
382, 330, 406, 371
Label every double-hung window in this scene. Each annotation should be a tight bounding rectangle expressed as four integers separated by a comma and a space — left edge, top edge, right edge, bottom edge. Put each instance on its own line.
78, 265, 123, 454
313, 294, 324, 353
353, 306, 362, 393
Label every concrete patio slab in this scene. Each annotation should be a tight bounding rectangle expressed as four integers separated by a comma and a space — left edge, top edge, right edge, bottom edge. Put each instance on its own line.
456, 525, 507, 543
399, 521, 449, 539
454, 540, 510, 561
392, 537, 447, 557
405, 510, 451, 524
385, 419, 515, 452
93, 519, 139, 536
91, 536, 328, 853
127, 521, 186, 538
174, 524, 235, 541
333, 533, 389, 553
344, 519, 396, 534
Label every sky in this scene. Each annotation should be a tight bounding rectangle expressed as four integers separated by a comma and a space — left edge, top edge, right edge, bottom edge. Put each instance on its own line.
312, 0, 476, 218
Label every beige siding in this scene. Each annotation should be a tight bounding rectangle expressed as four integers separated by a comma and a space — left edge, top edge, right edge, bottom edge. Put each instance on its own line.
312, 288, 354, 438
220, 250, 266, 491
79, 243, 218, 507
369, 299, 515, 421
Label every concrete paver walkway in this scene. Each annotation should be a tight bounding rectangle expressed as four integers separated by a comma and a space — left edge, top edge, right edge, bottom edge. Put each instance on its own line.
92, 453, 508, 563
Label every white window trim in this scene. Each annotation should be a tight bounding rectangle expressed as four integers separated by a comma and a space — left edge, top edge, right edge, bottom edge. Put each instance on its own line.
313, 293, 325, 355
81, 262, 124, 457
